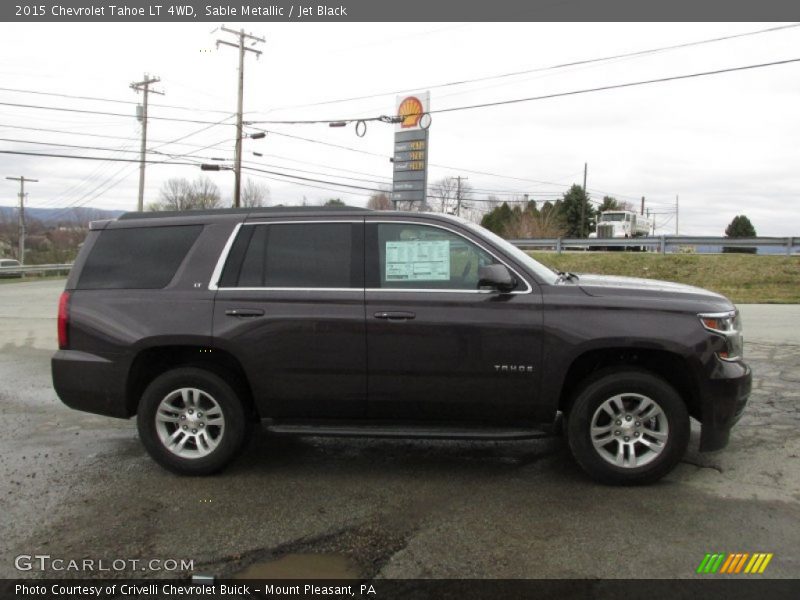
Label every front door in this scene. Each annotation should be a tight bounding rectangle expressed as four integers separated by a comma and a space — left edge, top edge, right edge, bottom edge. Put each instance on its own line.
364, 219, 542, 423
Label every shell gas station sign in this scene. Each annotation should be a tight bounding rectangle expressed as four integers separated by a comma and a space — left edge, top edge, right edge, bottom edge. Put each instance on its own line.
392, 91, 430, 206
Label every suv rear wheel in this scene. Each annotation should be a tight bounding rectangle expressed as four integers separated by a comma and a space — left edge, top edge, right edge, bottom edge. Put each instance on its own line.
566, 369, 689, 485
137, 367, 248, 475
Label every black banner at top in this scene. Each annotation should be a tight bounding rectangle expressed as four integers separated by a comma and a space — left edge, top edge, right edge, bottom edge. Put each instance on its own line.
3, 0, 800, 22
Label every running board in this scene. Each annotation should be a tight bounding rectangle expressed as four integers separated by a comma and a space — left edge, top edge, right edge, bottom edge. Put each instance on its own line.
263, 422, 551, 441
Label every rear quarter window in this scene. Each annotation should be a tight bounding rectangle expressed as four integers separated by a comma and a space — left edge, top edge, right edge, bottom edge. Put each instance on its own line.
77, 225, 203, 289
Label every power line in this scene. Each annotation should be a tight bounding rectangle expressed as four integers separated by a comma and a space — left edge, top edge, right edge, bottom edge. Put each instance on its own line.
258, 128, 389, 158
0, 100, 236, 125
0, 85, 235, 115
242, 159, 388, 186
241, 165, 384, 193
243, 167, 372, 198
249, 56, 800, 125
0, 149, 200, 166
255, 126, 580, 189
48, 164, 139, 219
0, 136, 391, 188
0, 122, 233, 150
242, 170, 375, 199
148, 115, 235, 151
258, 23, 800, 113
426, 57, 800, 117
0, 137, 159, 155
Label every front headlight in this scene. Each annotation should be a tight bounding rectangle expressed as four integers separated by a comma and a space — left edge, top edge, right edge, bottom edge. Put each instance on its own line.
699, 310, 743, 361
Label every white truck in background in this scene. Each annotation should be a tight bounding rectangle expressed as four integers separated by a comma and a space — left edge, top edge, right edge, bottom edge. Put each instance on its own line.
589, 210, 652, 250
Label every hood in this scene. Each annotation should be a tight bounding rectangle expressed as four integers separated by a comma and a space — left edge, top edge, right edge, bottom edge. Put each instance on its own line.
576, 273, 729, 303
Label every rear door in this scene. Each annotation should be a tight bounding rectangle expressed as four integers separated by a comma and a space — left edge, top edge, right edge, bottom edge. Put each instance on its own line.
364, 218, 543, 422
211, 219, 366, 418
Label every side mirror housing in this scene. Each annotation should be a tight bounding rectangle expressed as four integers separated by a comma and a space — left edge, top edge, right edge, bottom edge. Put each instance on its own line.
478, 264, 517, 293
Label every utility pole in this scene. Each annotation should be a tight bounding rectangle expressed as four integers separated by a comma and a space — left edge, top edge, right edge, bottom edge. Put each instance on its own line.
217, 26, 264, 208
130, 74, 163, 212
675, 194, 679, 235
6, 176, 38, 265
455, 175, 468, 216
580, 162, 588, 237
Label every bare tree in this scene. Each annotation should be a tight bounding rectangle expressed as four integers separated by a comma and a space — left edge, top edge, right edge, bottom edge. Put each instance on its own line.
152, 176, 221, 211
154, 178, 193, 211
240, 178, 270, 208
429, 177, 456, 213
190, 176, 222, 209
366, 192, 393, 210
428, 177, 473, 214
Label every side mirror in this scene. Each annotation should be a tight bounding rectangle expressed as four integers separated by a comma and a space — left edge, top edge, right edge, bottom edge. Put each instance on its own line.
478, 264, 517, 293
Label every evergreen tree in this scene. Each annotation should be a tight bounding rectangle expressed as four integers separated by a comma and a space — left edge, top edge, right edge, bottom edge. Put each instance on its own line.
558, 184, 595, 238
723, 215, 757, 254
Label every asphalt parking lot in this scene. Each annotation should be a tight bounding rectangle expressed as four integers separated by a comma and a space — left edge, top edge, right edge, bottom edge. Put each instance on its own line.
1, 279, 799, 579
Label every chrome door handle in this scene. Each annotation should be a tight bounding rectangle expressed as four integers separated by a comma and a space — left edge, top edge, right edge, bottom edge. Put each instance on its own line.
373, 311, 416, 321
225, 308, 265, 317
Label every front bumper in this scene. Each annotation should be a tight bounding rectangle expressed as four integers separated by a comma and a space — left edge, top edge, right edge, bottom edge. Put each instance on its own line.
52, 350, 130, 418
699, 358, 751, 452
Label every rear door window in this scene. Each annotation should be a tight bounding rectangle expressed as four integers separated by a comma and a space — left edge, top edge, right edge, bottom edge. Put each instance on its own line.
218, 222, 362, 289
77, 225, 202, 289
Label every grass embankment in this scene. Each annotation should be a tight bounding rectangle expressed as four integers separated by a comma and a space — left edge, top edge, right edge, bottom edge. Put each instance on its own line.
530, 252, 800, 304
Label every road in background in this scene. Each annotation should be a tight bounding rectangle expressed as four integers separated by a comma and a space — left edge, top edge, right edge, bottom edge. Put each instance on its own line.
738, 304, 800, 345
1, 279, 798, 579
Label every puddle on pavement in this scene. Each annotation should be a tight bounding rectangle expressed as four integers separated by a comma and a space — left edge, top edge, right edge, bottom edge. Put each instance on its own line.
233, 553, 360, 579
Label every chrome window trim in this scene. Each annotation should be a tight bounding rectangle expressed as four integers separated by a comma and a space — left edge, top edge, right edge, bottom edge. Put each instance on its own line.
208, 218, 533, 295
208, 222, 243, 291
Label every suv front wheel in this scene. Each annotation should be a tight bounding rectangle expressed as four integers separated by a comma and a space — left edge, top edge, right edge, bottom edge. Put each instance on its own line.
137, 367, 248, 475
566, 369, 690, 485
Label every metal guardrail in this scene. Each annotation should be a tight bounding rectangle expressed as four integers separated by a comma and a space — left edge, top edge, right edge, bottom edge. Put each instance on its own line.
0, 236, 796, 277
508, 236, 799, 255
0, 263, 73, 276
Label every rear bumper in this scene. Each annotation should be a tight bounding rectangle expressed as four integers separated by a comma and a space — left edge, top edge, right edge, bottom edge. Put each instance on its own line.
699, 358, 751, 452
51, 350, 130, 419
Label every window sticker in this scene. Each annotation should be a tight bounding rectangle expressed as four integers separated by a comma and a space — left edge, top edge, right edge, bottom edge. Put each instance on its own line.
385, 240, 450, 281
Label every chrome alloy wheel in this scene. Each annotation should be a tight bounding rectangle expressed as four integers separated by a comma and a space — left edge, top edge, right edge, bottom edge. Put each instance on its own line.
590, 393, 669, 469
155, 388, 225, 459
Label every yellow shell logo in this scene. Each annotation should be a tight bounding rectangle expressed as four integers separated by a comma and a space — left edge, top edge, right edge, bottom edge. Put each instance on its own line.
398, 96, 424, 128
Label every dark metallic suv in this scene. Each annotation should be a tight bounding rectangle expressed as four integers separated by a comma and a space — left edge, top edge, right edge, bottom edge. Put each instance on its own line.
52, 207, 751, 484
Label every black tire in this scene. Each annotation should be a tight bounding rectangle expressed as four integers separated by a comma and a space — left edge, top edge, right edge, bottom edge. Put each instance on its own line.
137, 367, 248, 475
566, 369, 689, 485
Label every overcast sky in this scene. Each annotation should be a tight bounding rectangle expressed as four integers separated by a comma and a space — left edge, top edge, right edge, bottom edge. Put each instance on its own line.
1, 22, 799, 235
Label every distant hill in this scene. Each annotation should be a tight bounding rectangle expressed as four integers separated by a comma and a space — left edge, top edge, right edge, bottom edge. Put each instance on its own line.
0, 206, 125, 226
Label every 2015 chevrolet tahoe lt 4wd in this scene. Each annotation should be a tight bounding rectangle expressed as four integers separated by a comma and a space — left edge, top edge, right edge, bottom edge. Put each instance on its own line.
51, 207, 751, 484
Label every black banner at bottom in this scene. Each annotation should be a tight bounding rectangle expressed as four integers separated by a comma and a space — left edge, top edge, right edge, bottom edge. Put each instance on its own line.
2, 579, 800, 600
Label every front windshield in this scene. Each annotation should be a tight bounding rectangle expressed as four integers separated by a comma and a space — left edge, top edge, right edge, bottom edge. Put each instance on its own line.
600, 213, 626, 222
451, 216, 560, 285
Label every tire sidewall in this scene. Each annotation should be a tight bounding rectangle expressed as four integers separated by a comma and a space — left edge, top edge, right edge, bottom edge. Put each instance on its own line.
567, 370, 690, 485
137, 367, 246, 475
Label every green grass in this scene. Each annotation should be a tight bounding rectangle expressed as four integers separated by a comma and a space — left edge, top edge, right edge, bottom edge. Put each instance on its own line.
530, 252, 800, 304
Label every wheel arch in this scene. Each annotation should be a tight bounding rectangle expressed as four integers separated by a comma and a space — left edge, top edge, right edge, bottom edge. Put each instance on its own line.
126, 345, 256, 419
557, 347, 701, 421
